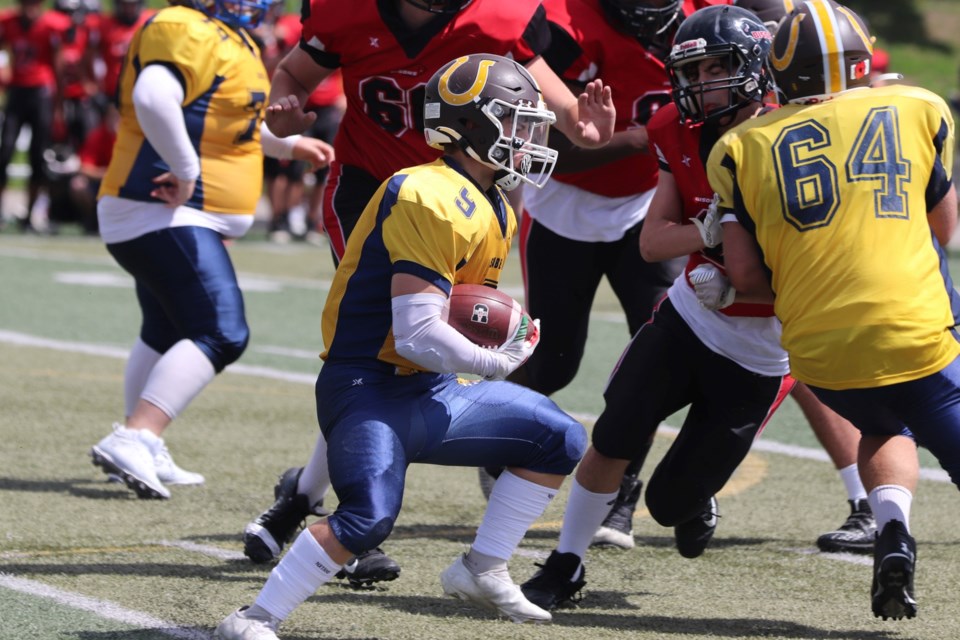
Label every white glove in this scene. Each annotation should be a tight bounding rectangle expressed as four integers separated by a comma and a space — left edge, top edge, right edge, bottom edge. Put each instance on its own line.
689, 264, 736, 310
692, 194, 723, 248
485, 315, 541, 381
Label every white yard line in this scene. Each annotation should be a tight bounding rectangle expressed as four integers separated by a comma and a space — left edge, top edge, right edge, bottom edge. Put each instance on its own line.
1, 329, 950, 483
0, 573, 212, 639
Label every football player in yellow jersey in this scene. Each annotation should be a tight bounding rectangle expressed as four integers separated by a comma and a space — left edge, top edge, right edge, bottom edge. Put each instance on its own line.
708, 0, 959, 622
216, 54, 588, 639
89, 0, 334, 501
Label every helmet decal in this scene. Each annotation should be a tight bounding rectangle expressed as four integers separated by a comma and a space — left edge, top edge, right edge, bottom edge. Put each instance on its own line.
438, 57, 496, 106
770, 12, 803, 72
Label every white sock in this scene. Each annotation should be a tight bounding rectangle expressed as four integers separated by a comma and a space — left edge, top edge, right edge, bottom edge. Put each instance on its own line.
140, 340, 215, 419
868, 484, 913, 533
298, 431, 332, 509
254, 530, 342, 621
471, 470, 556, 561
124, 338, 162, 417
838, 463, 868, 502
557, 478, 618, 560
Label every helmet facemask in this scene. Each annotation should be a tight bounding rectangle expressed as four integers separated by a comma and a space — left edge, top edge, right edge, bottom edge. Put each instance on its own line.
402, 0, 474, 14
470, 97, 557, 191
669, 47, 769, 125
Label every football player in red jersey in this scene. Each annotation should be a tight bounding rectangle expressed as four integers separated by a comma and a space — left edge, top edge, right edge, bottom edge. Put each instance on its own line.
97, 0, 153, 101
501, 0, 730, 549
519, 5, 795, 611
0, 0, 70, 231
240, 0, 614, 586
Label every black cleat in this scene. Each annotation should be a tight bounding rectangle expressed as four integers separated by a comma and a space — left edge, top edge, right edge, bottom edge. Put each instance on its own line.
520, 551, 585, 610
335, 548, 401, 588
591, 475, 642, 550
817, 498, 876, 554
675, 496, 719, 559
871, 519, 917, 621
242, 467, 313, 563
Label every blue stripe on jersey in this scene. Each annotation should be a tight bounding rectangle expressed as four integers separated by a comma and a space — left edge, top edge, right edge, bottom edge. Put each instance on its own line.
926, 119, 953, 210
394, 260, 451, 295
328, 174, 446, 361
931, 232, 960, 328
182, 75, 226, 210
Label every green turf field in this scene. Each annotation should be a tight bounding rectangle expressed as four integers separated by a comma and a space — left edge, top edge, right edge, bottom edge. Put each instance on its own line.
1, 233, 959, 640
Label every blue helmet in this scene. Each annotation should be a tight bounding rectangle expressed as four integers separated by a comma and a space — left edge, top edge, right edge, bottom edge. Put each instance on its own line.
189, 0, 272, 29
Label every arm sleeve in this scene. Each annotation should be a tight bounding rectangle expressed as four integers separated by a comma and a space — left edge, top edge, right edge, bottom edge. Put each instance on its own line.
392, 293, 507, 379
260, 122, 301, 160
132, 64, 200, 181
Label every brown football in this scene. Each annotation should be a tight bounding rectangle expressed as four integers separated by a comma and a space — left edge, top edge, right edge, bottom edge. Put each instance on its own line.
447, 284, 524, 349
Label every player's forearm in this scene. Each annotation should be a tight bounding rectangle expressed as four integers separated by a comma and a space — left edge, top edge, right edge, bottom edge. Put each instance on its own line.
132, 65, 199, 181
268, 66, 310, 106
552, 127, 649, 173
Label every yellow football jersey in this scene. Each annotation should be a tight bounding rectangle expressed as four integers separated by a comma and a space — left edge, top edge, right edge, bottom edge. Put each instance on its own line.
708, 84, 959, 390
322, 158, 516, 373
99, 6, 269, 214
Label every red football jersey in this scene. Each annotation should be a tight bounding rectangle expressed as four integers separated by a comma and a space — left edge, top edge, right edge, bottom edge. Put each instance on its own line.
98, 10, 154, 98
300, 0, 547, 183
543, 0, 729, 197
0, 9, 70, 88
79, 122, 116, 169
646, 100, 772, 317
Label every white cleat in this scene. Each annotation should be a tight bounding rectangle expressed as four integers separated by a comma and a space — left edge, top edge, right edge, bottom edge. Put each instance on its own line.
90, 424, 170, 499
214, 606, 281, 640
142, 432, 205, 486
441, 555, 551, 623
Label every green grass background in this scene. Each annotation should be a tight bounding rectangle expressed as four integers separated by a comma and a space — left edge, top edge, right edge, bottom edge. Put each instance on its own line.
1, 234, 959, 640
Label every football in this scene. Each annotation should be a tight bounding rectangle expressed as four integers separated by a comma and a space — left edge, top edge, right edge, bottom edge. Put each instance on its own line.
447, 284, 524, 349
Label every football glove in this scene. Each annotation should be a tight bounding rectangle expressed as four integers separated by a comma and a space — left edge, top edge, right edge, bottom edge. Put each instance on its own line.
485, 315, 540, 381
689, 264, 735, 310
692, 194, 723, 248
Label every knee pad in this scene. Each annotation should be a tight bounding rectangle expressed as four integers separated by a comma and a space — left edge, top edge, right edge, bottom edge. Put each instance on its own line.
537, 411, 588, 475
197, 325, 249, 372
327, 512, 396, 556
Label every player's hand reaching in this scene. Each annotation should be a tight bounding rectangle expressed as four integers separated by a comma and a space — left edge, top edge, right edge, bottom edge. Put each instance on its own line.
265, 94, 318, 138
689, 264, 736, 310
150, 172, 195, 208
572, 78, 615, 148
485, 316, 541, 381
693, 194, 723, 248
292, 136, 335, 171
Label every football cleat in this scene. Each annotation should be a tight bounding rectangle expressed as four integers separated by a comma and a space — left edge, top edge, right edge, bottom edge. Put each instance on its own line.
335, 547, 401, 588
871, 519, 917, 621
520, 550, 586, 611
90, 424, 170, 499
141, 431, 205, 486
591, 475, 642, 550
674, 496, 719, 559
441, 554, 551, 623
816, 499, 876, 554
242, 467, 313, 563
214, 606, 281, 640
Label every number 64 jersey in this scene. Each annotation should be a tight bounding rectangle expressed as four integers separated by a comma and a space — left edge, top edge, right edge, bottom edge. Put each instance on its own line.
299, 0, 547, 185
707, 84, 959, 390
100, 6, 270, 215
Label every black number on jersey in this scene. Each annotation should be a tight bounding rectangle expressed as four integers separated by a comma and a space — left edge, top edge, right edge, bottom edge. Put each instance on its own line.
360, 77, 426, 137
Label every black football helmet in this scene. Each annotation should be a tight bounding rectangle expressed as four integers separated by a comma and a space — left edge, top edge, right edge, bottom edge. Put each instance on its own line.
770, 0, 872, 103
402, 0, 473, 14
732, 0, 793, 34
424, 54, 557, 191
600, 0, 683, 44
666, 5, 773, 124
